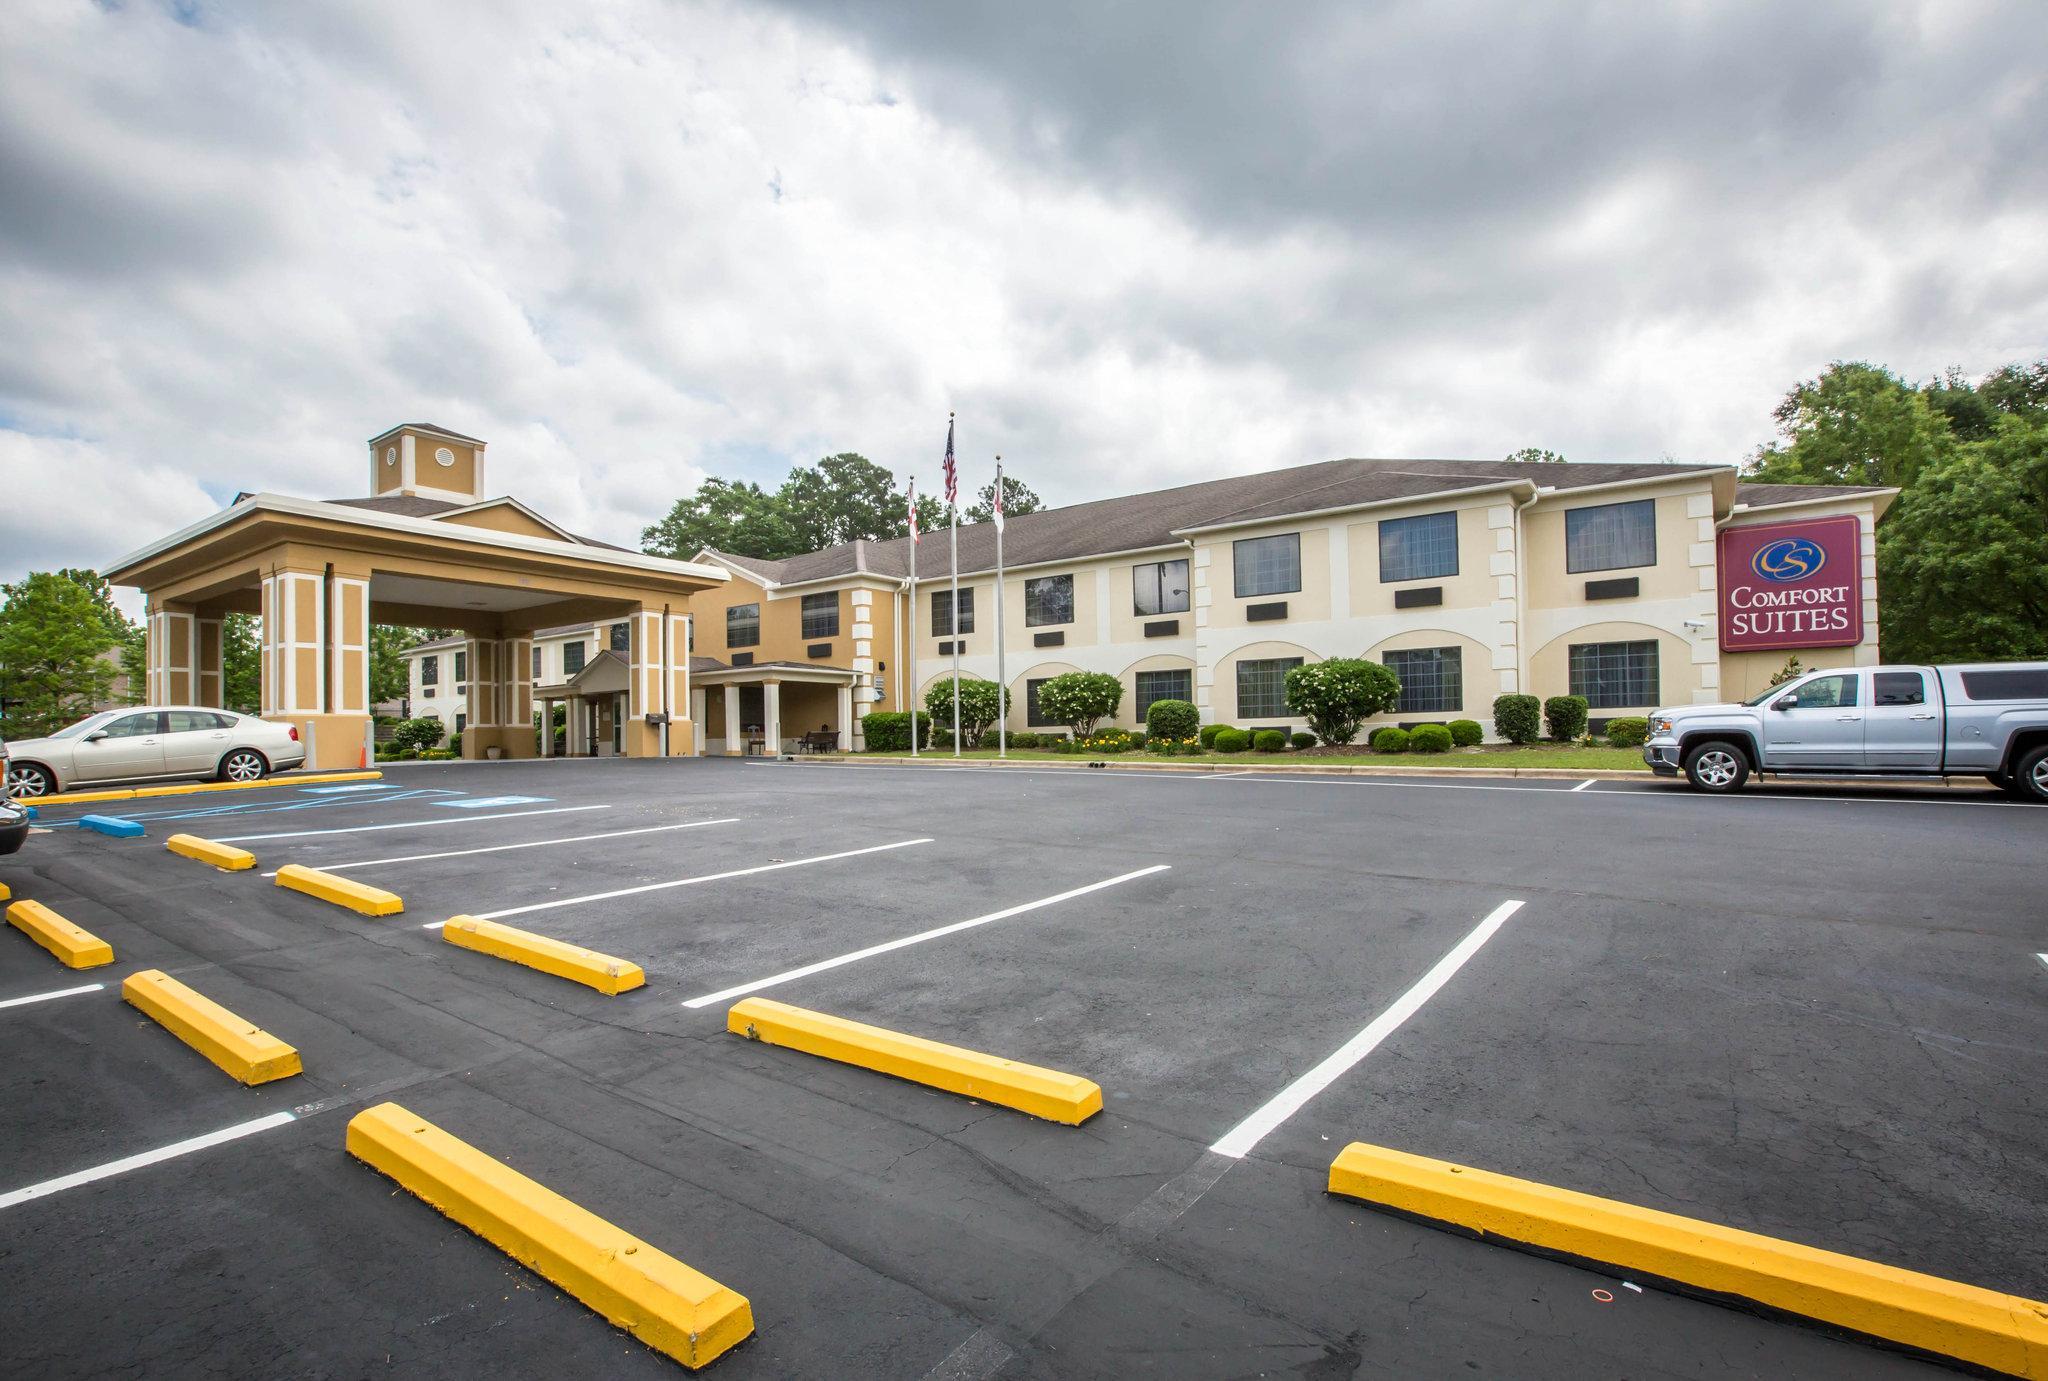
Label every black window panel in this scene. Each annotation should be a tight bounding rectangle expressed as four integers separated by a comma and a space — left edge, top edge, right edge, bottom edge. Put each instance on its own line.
1025, 574, 1074, 627
1584, 577, 1640, 600
1233, 534, 1301, 598
1378, 511, 1459, 583
563, 641, 586, 675
1133, 559, 1191, 615
931, 588, 974, 637
727, 603, 761, 649
453, 650, 467, 684
1236, 657, 1303, 718
1566, 499, 1657, 573
801, 592, 840, 639
1034, 631, 1065, 647
1134, 669, 1194, 718
1025, 678, 1060, 727
1960, 668, 2048, 700
1144, 619, 1180, 637
1383, 647, 1463, 714
1873, 672, 1926, 706
807, 642, 832, 659
1393, 585, 1443, 608
421, 655, 438, 685
731, 652, 754, 667
1567, 640, 1660, 708
531, 646, 541, 679
609, 622, 630, 653
1245, 601, 1288, 622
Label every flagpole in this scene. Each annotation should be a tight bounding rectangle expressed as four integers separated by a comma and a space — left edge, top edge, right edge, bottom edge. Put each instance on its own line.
950, 499, 962, 759
908, 475, 919, 759
994, 455, 1007, 760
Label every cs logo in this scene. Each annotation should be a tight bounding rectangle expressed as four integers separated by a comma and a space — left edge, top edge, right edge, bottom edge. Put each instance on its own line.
1752, 536, 1826, 583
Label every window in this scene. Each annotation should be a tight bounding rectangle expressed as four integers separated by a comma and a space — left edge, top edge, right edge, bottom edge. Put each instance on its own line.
1566, 499, 1657, 573
1383, 647, 1462, 714
801, 592, 840, 639
1788, 673, 1858, 709
167, 710, 230, 733
563, 641, 586, 676
1378, 512, 1459, 583
931, 588, 974, 637
727, 603, 760, 649
1025, 678, 1059, 727
1133, 559, 1190, 615
454, 713, 466, 734
531, 646, 542, 680
1236, 657, 1303, 718
1568, 641, 1660, 708
610, 622, 630, 653
453, 650, 467, 685
420, 655, 438, 686
1025, 574, 1074, 627
103, 712, 163, 738
1134, 669, 1194, 718
1959, 668, 2048, 700
1233, 534, 1301, 598
1873, 672, 1926, 706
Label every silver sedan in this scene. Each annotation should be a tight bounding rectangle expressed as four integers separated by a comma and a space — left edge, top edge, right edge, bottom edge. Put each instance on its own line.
3, 707, 307, 798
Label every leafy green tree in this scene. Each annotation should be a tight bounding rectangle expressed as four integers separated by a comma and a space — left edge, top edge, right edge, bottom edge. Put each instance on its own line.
118, 627, 147, 705
641, 477, 803, 560
0, 572, 121, 738
1504, 447, 1565, 464
921, 676, 1008, 744
371, 626, 447, 706
778, 453, 907, 552
1034, 671, 1122, 737
54, 567, 145, 705
1284, 659, 1401, 745
965, 475, 1044, 524
222, 614, 262, 713
1747, 362, 1954, 490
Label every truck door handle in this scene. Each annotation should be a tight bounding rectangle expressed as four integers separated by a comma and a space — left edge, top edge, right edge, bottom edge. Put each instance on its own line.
1908, 713, 1935, 720
1836, 715, 1861, 722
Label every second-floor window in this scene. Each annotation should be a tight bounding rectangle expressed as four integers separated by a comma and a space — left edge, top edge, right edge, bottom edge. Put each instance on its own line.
531, 646, 541, 680
610, 622, 630, 653
1379, 512, 1459, 583
1233, 533, 1301, 598
727, 603, 761, 648
420, 654, 438, 686
453, 650, 467, 685
1133, 559, 1190, 615
1025, 574, 1074, 627
931, 588, 974, 637
1566, 499, 1657, 573
801, 592, 840, 639
563, 641, 585, 675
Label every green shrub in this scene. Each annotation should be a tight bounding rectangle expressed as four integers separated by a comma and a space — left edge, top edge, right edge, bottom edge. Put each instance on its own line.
1149, 736, 1179, 755
1410, 723, 1453, 753
1010, 730, 1041, 749
391, 716, 445, 755
1492, 694, 1541, 744
1036, 671, 1124, 737
1129, 732, 1148, 749
1543, 695, 1590, 742
1370, 726, 1411, 753
928, 725, 954, 750
1448, 719, 1484, 747
1198, 724, 1225, 748
1213, 728, 1252, 753
447, 732, 463, 757
861, 711, 924, 752
1145, 698, 1200, 742
1283, 659, 1402, 745
923, 677, 1009, 745
1290, 731, 1315, 750
1605, 717, 1649, 748
1253, 729, 1286, 753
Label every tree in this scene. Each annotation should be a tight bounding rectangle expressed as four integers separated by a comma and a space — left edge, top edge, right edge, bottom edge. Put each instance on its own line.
965, 475, 1044, 524
1283, 659, 1401, 745
56, 566, 144, 705
371, 626, 448, 706
778, 453, 906, 552
641, 477, 802, 560
921, 676, 1009, 744
1034, 671, 1122, 737
0, 572, 121, 738
1746, 362, 1954, 490
1504, 447, 1566, 464
222, 614, 261, 714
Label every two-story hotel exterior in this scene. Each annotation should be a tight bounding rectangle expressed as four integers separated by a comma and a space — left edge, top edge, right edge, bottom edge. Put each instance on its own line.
678, 457, 1894, 752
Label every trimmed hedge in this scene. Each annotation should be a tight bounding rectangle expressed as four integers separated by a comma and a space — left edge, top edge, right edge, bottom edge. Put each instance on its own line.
1370, 726, 1410, 753
1448, 718, 1484, 747
1198, 724, 1225, 748
391, 716, 444, 755
861, 711, 924, 752
1290, 731, 1315, 750
1544, 695, 1590, 742
1604, 716, 1650, 748
1410, 723, 1453, 753
1145, 698, 1200, 742
1253, 729, 1286, 753
1492, 693, 1541, 744
1213, 728, 1252, 753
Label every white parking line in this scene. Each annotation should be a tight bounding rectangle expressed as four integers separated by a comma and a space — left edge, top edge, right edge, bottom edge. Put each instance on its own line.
1202, 774, 2021, 806
0, 1112, 297, 1212
0, 982, 106, 1011
2036, 953, 2048, 972
1570, 779, 1597, 792
214, 804, 609, 842
421, 837, 935, 929
1210, 899, 1525, 1160
682, 864, 1173, 1009
258, 818, 739, 875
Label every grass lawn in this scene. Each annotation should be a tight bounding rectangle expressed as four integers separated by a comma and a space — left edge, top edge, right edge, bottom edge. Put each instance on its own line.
862, 743, 1650, 771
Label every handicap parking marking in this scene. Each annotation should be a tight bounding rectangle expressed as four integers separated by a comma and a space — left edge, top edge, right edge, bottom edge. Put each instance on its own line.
35, 786, 467, 829
298, 784, 399, 795
432, 796, 552, 809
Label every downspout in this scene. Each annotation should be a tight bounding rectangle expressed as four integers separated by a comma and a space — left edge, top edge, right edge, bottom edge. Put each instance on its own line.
1513, 488, 1540, 696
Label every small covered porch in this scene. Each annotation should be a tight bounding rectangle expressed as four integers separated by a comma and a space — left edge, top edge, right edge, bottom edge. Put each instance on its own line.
690, 659, 867, 756
535, 649, 633, 757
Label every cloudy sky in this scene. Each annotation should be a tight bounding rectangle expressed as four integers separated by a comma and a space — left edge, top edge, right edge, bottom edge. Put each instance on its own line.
4, 0, 2044, 610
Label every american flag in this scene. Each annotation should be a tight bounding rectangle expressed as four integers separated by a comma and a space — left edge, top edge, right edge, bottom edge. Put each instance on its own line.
942, 415, 957, 510
905, 477, 919, 544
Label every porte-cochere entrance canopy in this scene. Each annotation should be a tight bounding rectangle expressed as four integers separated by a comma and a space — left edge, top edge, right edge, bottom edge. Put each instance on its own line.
104, 423, 727, 767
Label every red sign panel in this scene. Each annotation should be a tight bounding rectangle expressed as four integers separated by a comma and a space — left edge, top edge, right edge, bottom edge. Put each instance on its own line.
1717, 515, 1863, 652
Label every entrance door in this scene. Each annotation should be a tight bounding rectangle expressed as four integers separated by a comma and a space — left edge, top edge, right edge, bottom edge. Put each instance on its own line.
1760, 671, 1865, 770
738, 686, 765, 752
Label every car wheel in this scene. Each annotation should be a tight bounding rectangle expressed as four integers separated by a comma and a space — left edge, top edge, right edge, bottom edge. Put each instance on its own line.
219, 748, 268, 783
1683, 740, 1750, 793
7, 762, 55, 798
2013, 744, 2048, 803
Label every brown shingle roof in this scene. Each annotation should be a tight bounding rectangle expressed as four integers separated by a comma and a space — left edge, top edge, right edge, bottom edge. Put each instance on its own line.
1734, 482, 1891, 509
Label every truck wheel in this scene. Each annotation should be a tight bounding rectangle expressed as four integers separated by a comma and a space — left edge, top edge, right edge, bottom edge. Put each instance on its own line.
2012, 744, 2048, 803
1683, 741, 1750, 793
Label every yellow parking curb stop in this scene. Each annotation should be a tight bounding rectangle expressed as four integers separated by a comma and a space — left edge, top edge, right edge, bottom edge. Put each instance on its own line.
442, 916, 645, 994
727, 996, 1103, 1125
7, 898, 115, 969
121, 969, 302, 1085
166, 834, 257, 871
347, 1102, 753, 1370
275, 864, 402, 916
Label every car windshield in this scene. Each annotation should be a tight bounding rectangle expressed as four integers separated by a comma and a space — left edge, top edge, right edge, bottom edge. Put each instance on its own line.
46, 712, 120, 740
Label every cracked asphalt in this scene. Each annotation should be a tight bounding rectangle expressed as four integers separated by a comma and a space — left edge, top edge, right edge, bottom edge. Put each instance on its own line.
0, 757, 2041, 1378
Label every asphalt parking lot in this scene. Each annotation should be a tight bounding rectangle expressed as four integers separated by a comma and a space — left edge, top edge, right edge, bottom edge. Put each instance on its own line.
2, 758, 2043, 1378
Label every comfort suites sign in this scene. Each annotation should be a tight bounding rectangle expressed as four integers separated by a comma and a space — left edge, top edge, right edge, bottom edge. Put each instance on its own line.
1717, 515, 1863, 652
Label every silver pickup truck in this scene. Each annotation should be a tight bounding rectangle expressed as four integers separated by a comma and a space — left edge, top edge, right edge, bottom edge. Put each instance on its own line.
1643, 662, 2048, 799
